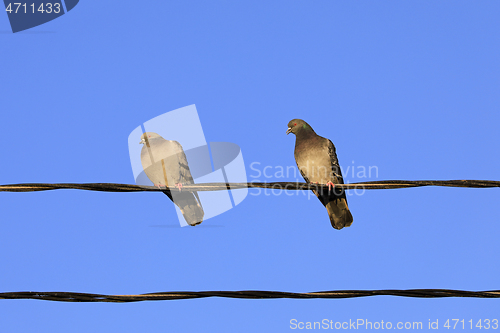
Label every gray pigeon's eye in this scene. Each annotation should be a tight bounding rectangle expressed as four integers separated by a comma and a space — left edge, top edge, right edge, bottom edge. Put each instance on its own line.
294, 123, 297, 126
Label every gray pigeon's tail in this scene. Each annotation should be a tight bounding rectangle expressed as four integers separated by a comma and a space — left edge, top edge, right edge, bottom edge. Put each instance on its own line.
326, 198, 353, 230
164, 191, 205, 226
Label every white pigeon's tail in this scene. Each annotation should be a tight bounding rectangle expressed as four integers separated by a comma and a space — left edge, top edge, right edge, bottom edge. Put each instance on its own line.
177, 193, 204, 226
163, 191, 204, 226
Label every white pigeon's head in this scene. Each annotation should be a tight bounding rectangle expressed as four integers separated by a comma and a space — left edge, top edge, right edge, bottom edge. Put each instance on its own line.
139, 132, 162, 144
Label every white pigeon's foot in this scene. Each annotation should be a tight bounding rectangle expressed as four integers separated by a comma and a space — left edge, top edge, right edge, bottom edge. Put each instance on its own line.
175, 183, 183, 192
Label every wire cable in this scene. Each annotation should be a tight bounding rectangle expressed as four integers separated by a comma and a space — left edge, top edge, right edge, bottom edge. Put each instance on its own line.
1, 180, 499, 193
1, 289, 499, 302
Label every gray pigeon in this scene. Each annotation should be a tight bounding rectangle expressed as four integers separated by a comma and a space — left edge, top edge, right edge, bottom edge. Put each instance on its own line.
140, 132, 204, 226
287, 119, 353, 230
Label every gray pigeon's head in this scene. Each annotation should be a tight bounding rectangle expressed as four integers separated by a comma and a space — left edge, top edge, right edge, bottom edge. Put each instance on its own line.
286, 119, 314, 135
139, 132, 162, 144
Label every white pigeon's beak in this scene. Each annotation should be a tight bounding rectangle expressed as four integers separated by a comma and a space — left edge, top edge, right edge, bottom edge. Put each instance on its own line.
286, 127, 292, 135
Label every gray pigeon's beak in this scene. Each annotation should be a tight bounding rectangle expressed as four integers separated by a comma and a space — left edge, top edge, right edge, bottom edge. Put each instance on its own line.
139, 139, 145, 144
286, 127, 292, 135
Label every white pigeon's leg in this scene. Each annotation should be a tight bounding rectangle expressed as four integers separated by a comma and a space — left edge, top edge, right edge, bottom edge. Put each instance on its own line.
175, 183, 183, 192
308, 181, 319, 191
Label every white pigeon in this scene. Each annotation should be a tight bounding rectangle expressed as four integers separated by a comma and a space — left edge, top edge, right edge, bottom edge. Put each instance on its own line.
140, 132, 204, 226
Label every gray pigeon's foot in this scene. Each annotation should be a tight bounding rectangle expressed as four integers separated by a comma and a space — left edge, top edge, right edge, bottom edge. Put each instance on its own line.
175, 183, 183, 192
326, 181, 335, 193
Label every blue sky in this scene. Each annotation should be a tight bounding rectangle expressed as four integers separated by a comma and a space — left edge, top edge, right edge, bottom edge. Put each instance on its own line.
1, 1, 500, 331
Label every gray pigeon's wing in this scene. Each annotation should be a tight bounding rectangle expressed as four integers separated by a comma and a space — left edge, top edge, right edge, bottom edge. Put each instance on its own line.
324, 139, 353, 229
326, 139, 344, 184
